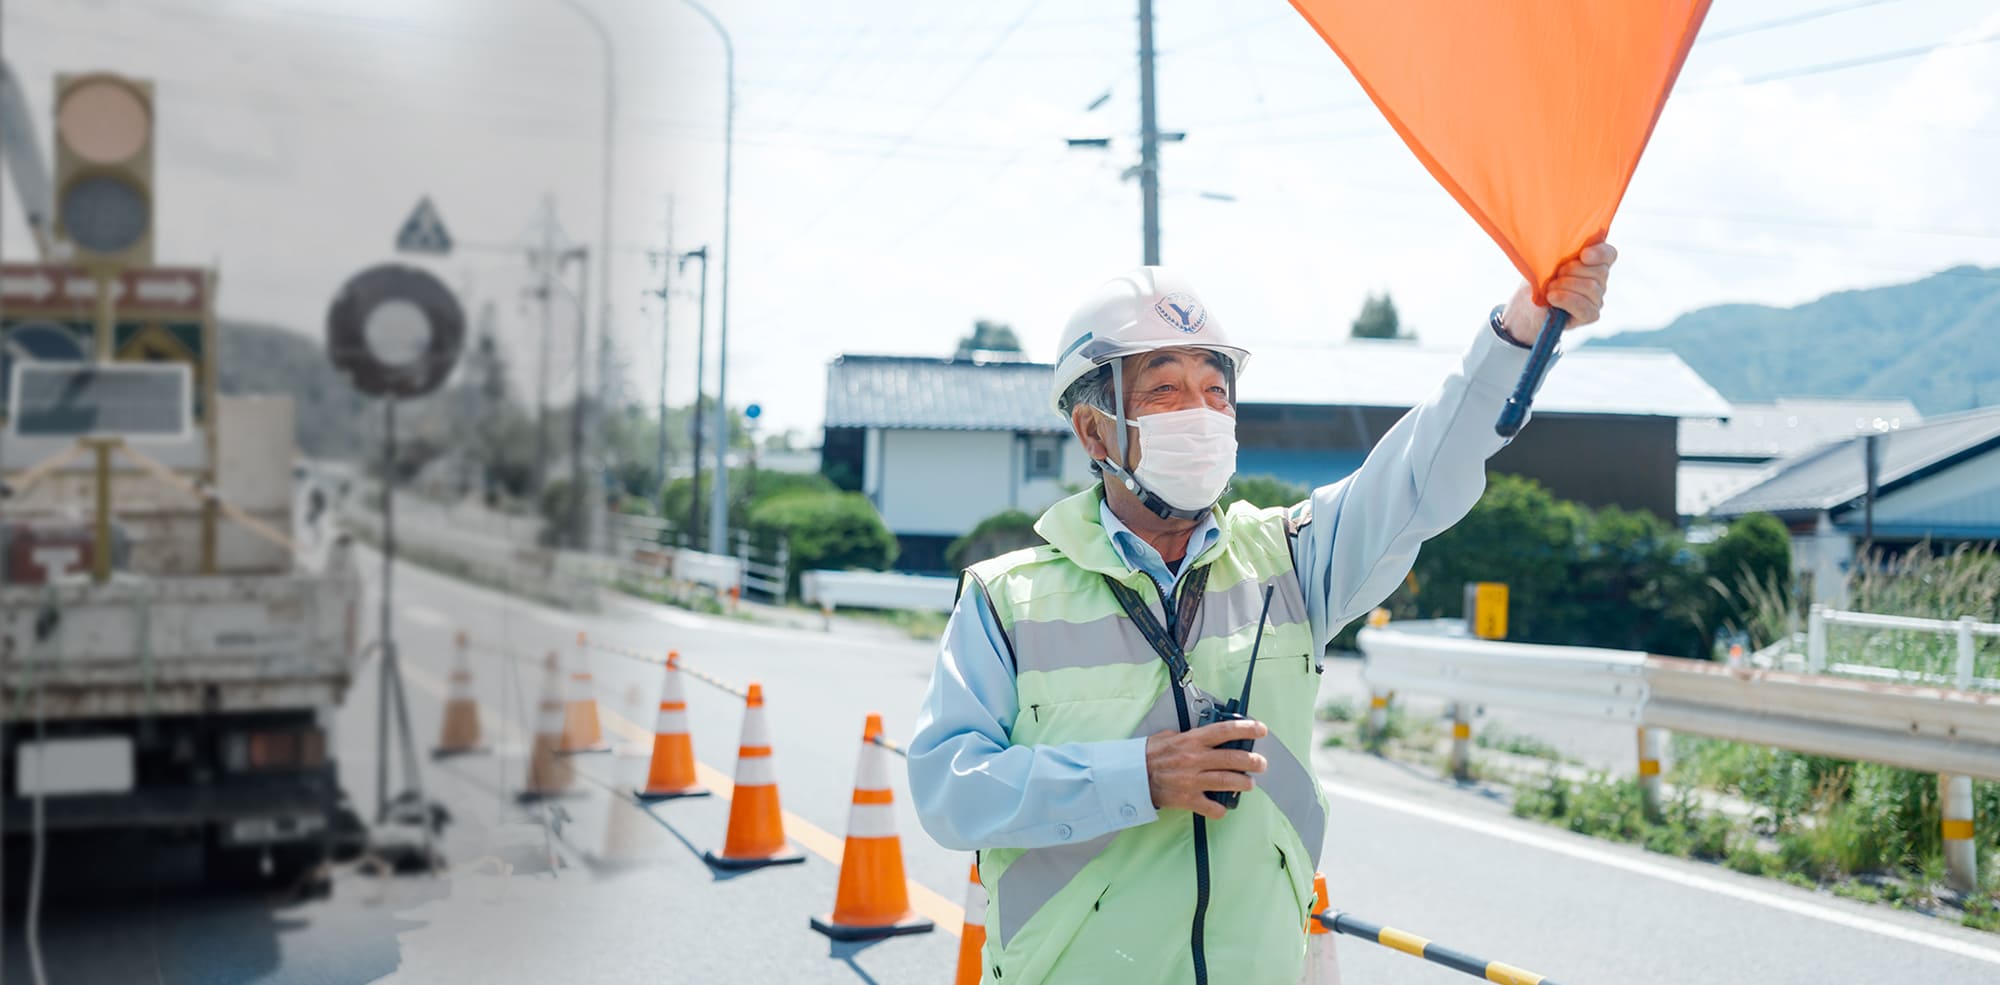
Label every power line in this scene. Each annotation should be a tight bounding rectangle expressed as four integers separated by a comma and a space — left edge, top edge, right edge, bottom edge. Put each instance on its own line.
1699, 0, 1900, 42
1729, 30, 2000, 86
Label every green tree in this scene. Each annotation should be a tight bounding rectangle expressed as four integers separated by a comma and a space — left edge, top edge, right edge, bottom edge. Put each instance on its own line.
1350, 293, 1407, 341
1701, 512, 1794, 641
1411, 474, 1586, 642
947, 509, 1043, 571
956, 319, 1022, 356
1220, 474, 1308, 510
748, 490, 898, 592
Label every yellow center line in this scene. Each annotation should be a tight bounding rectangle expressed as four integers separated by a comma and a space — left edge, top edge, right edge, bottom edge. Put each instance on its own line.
400, 658, 965, 936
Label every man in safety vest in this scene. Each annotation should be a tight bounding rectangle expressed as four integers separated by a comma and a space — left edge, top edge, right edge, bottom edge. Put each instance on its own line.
910, 246, 1616, 985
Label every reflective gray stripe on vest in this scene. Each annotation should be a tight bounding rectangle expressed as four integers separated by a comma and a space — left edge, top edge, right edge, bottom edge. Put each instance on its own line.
1195, 571, 1309, 645
1008, 574, 1311, 677
993, 683, 1327, 946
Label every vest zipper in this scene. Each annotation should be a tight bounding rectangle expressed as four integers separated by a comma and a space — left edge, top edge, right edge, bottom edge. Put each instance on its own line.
1028, 704, 1040, 722
1166, 670, 1211, 985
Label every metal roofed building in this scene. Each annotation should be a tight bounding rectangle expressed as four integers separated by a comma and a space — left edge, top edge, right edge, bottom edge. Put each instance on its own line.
823, 343, 1729, 572
1710, 406, 2000, 602
1240, 341, 1731, 518
822, 354, 1092, 571
1677, 398, 1920, 518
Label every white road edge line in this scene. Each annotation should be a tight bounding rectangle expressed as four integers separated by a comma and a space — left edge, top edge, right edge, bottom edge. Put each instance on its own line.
1322, 778, 2000, 967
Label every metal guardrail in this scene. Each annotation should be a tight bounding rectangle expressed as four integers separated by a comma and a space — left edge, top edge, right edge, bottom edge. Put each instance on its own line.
1357, 619, 2000, 893
605, 514, 786, 604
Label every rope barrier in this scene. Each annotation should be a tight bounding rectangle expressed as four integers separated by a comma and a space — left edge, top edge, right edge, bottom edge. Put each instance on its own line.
461, 632, 751, 701
1315, 911, 1562, 985
868, 733, 911, 759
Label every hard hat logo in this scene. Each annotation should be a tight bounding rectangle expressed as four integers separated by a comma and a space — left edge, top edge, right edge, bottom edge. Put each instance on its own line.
1154, 292, 1206, 334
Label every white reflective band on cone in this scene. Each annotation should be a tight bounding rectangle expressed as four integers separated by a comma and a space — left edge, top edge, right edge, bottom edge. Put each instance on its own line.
1299, 934, 1342, 985
536, 703, 564, 734
735, 755, 777, 786
964, 876, 988, 922
854, 739, 891, 790
846, 802, 899, 839
655, 709, 689, 733
740, 707, 772, 747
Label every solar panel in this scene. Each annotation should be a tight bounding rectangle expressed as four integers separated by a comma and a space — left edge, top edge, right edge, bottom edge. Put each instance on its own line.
6, 362, 190, 442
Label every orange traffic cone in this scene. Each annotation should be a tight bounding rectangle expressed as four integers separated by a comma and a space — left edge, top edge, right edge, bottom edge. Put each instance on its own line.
1299, 871, 1342, 985
954, 863, 987, 985
702, 683, 804, 871
811, 714, 933, 940
559, 632, 610, 754
518, 651, 574, 800
635, 651, 710, 802
433, 631, 486, 757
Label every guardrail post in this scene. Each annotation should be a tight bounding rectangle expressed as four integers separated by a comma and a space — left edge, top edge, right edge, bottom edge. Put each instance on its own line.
1364, 692, 1391, 753
1943, 616, 1979, 894
1807, 604, 1828, 673
1942, 773, 1977, 894
1448, 703, 1471, 781
1636, 727, 1664, 821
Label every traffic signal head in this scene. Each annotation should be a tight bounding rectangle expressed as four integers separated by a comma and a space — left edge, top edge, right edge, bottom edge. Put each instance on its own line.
53, 72, 154, 269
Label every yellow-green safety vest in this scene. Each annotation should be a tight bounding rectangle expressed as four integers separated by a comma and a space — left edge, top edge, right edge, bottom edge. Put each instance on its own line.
963, 486, 1327, 985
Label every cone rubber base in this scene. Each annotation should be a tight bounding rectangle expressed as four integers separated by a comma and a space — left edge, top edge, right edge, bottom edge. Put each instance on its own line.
515, 789, 587, 803
634, 787, 712, 803
703, 849, 805, 871
432, 745, 491, 760
556, 743, 613, 756
810, 913, 935, 941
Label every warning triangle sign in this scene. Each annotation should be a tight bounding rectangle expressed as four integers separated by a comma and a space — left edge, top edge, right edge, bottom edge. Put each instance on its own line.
396, 196, 454, 255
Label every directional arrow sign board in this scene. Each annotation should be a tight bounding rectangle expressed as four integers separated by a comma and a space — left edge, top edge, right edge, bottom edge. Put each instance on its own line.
395, 196, 453, 255
0, 261, 213, 423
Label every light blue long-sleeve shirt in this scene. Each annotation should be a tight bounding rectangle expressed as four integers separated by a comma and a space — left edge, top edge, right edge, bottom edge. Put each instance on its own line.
908, 319, 1538, 852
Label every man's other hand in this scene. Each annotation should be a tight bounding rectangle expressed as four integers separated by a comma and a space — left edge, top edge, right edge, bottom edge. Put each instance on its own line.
1500, 240, 1619, 343
1145, 719, 1269, 821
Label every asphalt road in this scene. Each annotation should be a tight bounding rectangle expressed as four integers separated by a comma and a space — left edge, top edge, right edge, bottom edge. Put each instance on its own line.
9, 550, 2000, 984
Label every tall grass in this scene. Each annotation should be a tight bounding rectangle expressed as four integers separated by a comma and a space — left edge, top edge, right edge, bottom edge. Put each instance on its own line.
1677, 543, 2000, 908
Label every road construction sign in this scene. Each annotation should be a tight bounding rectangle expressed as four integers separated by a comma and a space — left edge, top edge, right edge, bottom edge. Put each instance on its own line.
1471, 582, 1509, 640
0, 262, 214, 423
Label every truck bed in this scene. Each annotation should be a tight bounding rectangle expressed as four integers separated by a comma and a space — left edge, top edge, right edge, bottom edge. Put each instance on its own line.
0, 545, 361, 717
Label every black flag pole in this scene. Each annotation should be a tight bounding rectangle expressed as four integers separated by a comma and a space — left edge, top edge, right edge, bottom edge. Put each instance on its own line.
1494, 305, 1569, 438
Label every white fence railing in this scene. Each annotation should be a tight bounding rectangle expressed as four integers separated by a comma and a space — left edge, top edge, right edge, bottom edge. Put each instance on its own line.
799, 570, 957, 620
606, 514, 785, 603
1357, 618, 2000, 892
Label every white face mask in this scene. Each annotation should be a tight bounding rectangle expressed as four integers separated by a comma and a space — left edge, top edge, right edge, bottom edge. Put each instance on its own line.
1104, 406, 1238, 512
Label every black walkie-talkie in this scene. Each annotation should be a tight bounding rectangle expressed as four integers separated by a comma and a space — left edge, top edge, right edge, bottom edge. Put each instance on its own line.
1199, 584, 1275, 809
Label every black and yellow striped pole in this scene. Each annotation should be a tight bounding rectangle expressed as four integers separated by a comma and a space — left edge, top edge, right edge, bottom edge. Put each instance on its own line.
1314, 910, 1564, 985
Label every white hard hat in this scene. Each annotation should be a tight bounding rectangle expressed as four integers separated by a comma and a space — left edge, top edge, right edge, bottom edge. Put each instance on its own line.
1048, 267, 1250, 418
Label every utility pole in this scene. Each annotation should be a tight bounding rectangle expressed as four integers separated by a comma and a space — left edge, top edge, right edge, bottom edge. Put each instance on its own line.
654, 197, 674, 517
1138, 0, 1161, 265
569, 247, 593, 549
532, 194, 557, 501
679, 246, 711, 549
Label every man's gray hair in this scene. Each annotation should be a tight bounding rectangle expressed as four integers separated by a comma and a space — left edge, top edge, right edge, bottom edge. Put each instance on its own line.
1058, 366, 1117, 477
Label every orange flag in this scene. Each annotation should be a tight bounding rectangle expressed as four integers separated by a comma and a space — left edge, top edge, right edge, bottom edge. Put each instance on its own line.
1287, 1, 1711, 301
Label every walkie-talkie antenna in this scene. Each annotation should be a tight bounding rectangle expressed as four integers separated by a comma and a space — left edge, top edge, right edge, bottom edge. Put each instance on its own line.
1236, 585, 1276, 713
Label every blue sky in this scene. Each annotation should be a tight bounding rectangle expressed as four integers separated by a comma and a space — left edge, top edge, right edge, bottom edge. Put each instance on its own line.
6, 0, 1999, 437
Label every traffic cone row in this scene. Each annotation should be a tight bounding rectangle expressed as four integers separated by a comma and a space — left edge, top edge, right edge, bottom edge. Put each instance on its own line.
812, 713, 933, 940
635, 651, 709, 801
703, 683, 806, 870
518, 651, 574, 800
433, 631, 486, 757
1300, 871, 1342, 985
559, 632, 611, 754
955, 864, 987, 985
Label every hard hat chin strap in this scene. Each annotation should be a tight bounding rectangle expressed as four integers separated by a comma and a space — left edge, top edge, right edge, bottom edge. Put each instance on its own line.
1101, 359, 1211, 523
